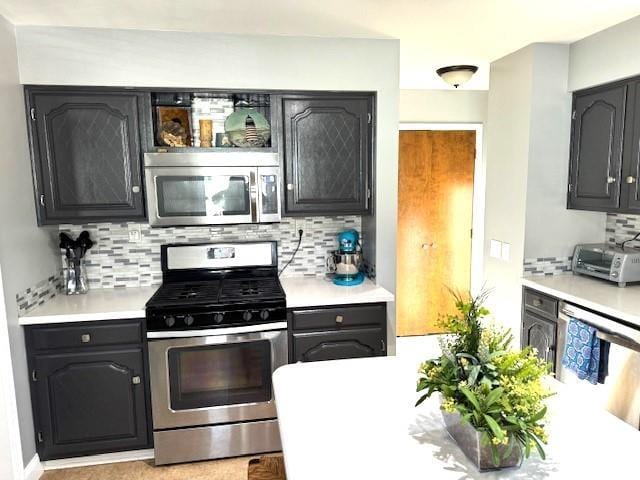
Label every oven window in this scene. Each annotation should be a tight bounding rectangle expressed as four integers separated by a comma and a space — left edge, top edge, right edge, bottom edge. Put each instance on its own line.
167, 341, 272, 410
577, 249, 614, 273
155, 175, 250, 217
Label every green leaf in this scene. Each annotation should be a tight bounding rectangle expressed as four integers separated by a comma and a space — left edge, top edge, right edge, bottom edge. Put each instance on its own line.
530, 434, 547, 460
483, 414, 504, 440
484, 387, 504, 408
415, 393, 429, 407
530, 405, 547, 423
460, 387, 482, 413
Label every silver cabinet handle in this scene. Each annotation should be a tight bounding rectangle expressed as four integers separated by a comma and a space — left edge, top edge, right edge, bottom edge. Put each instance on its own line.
81, 334, 91, 343
335, 315, 344, 324
39, 194, 45, 207
132, 375, 141, 385
626, 176, 637, 184
132, 185, 141, 193
287, 183, 294, 191
532, 298, 543, 307
607, 176, 616, 184
380, 339, 386, 352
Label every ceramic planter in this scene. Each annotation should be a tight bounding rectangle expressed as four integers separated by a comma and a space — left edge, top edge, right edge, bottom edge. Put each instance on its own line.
441, 410, 523, 471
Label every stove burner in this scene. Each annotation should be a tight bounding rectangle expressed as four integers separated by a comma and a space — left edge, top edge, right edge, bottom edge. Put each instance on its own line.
147, 281, 221, 307
219, 278, 283, 302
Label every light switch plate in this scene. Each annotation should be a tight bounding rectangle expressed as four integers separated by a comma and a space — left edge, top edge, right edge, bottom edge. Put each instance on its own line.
489, 239, 502, 259
127, 223, 142, 243
501, 242, 511, 261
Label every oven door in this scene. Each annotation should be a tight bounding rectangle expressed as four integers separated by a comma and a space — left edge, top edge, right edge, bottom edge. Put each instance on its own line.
148, 325, 287, 430
145, 166, 256, 226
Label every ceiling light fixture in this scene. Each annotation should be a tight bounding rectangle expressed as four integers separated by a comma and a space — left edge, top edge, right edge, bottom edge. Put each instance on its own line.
436, 65, 478, 88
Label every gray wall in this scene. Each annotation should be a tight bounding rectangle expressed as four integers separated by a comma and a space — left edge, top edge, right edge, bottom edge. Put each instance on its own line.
0, 16, 59, 466
484, 43, 605, 335
569, 14, 640, 91
399, 89, 488, 123
14, 26, 400, 353
525, 44, 605, 259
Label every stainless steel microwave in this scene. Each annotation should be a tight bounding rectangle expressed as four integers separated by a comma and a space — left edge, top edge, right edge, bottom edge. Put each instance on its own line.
144, 152, 281, 227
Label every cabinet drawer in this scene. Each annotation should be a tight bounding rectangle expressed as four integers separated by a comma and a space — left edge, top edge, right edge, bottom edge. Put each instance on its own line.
30, 320, 143, 351
523, 289, 558, 321
292, 328, 385, 363
290, 304, 385, 331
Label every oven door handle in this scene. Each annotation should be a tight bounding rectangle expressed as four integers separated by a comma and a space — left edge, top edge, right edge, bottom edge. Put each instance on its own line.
147, 321, 287, 339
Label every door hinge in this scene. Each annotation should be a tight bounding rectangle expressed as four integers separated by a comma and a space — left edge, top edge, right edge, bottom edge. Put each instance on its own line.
31, 369, 37, 382
367, 113, 372, 124
132, 375, 141, 385
39, 194, 45, 208
367, 188, 371, 199
30, 108, 36, 121
37, 431, 44, 443
568, 184, 573, 193
572, 110, 576, 120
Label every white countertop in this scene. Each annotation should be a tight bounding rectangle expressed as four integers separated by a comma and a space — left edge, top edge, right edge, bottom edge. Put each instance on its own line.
19, 277, 393, 325
279, 276, 394, 309
273, 355, 640, 479
522, 274, 640, 327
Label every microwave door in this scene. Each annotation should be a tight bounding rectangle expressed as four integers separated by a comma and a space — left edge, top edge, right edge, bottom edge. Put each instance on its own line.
256, 166, 282, 223
146, 167, 254, 226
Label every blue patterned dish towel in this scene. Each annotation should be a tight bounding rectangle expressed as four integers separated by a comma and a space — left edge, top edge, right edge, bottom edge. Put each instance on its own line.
561, 318, 609, 385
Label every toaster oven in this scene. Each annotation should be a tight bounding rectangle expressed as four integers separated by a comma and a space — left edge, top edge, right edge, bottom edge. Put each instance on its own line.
572, 243, 640, 287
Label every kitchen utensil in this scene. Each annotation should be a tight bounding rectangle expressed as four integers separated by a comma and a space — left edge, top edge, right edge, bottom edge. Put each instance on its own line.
327, 229, 365, 286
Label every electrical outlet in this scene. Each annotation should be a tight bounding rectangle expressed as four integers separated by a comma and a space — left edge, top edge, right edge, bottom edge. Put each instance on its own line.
127, 223, 142, 243
294, 219, 307, 236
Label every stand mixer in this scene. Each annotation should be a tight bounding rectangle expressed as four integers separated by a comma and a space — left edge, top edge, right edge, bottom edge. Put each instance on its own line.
327, 229, 365, 286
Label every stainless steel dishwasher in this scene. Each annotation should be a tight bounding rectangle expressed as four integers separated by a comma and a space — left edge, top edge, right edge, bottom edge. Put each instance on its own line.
558, 301, 640, 429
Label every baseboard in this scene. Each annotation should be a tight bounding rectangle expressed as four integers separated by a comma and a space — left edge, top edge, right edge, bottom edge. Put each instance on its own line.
41, 449, 154, 471
24, 454, 44, 480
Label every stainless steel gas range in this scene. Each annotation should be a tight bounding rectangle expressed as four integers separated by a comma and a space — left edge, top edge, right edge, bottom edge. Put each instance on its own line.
145, 241, 287, 465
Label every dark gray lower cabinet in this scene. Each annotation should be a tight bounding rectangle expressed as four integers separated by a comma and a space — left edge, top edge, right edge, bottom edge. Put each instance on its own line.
289, 303, 386, 363
25, 319, 151, 460
521, 312, 557, 369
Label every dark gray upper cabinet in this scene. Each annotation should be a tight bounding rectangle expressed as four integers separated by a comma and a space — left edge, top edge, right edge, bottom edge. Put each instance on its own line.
568, 84, 627, 211
282, 94, 374, 215
26, 88, 149, 224
621, 78, 640, 212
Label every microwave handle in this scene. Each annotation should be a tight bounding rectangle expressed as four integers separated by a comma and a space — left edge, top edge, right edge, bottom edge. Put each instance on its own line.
250, 170, 258, 223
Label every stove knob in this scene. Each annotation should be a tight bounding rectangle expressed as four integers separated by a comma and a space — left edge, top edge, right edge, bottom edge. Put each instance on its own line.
184, 315, 194, 326
213, 312, 224, 324
242, 310, 253, 322
164, 316, 176, 328
260, 309, 270, 321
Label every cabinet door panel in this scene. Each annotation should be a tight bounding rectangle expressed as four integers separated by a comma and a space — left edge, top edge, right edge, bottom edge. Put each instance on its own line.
521, 312, 557, 372
292, 328, 385, 363
283, 95, 372, 215
34, 348, 148, 460
569, 85, 626, 210
621, 79, 640, 212
29, 89, 146, 223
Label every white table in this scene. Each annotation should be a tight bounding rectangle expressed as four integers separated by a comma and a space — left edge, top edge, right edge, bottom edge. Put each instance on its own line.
273, 356, 640, 479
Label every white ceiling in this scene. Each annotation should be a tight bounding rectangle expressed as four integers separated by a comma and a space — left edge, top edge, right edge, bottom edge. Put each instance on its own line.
2, 0, 640, 90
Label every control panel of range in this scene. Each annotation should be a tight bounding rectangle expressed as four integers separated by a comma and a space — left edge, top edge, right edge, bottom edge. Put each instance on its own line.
146, 304, 286, 332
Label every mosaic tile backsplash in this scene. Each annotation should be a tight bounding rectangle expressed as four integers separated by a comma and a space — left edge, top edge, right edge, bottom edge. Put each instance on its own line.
16, 273, 63, 315
523, 256, 573, 277
606, 213, 640, 248
58, 216, 362, 288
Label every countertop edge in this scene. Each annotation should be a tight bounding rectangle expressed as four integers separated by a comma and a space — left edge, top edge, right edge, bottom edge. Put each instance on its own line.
19, 310, 147, 326
521, 277, 640, 324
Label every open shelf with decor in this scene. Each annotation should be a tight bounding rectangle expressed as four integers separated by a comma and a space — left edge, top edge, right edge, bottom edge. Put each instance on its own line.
150, 91, 276, 153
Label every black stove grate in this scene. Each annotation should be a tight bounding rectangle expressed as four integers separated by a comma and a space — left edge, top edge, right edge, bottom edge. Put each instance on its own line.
147, 280, 221, 307
219, 278, 284, 302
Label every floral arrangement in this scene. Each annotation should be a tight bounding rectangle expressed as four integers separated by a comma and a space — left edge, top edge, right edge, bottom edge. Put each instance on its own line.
416, 290, 552, 466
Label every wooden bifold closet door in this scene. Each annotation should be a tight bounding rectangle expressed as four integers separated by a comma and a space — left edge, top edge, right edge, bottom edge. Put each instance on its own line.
397, 130, 475, 336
